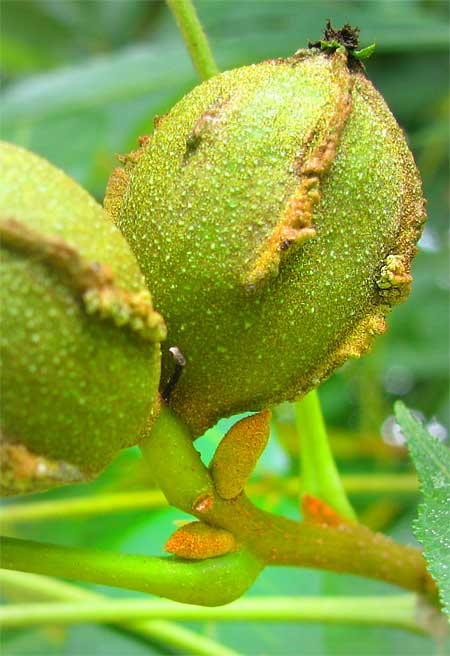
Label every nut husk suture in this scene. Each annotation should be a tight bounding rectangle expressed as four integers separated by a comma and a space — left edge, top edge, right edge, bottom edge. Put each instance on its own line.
106, 47, 426, 437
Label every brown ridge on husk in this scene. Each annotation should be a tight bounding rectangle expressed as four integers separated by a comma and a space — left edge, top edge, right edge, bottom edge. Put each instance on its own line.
284, 69, 427, 403
244, 50, 353, 289
0, 218, 166, 343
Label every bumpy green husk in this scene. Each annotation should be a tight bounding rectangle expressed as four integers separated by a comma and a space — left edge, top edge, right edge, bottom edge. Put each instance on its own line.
0, 142, 166, 495
106, 49, 426, 436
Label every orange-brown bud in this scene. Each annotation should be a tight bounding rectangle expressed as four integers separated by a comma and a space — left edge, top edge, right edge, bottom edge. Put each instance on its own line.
165, 521, 236, 560
210, 410, 271, 499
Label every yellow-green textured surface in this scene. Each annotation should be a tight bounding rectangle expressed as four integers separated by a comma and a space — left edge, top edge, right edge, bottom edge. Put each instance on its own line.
0, 142, 162, 491
111, 51, 425, 436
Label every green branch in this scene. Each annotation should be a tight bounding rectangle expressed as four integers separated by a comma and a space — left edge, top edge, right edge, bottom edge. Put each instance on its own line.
0, 570, 238, 656
166, 0, 219, 80
295, 390, 356, 520
0, 594, 428, 636
0, 405, 434, 605
139, 405, 436, 601
0, 536, 262, 607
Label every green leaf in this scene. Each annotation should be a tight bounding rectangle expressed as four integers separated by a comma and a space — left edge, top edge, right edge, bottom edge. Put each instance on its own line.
319, 39, 342, 51
395, 401, 450, 615
354, 44, 376, 60
316, 41, 376, 60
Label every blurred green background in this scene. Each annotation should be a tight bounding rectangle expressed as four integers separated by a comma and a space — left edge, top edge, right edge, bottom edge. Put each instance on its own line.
1, 1, 449, 654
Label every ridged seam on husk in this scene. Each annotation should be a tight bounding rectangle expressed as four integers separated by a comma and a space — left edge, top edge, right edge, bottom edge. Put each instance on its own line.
244, 50, 354, 290
0, 441, 86, 496
0, 218, 166, 343
376, 254, 413, 300
283, 71, 427, 403
187, 66, 426, 418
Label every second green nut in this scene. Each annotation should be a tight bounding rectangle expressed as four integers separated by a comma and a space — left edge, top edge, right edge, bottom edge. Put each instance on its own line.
1, 142, 165, 495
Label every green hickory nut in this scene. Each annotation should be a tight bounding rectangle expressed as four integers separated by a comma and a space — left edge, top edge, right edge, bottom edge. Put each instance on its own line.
105, 46, 426, 437
0, 141, 166, 495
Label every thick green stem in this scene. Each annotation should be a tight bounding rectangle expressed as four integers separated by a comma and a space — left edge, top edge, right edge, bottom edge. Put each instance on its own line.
0, 536, 262, 607
166, 0, 219, 80
140, 403, 214, 514
0, 594, 428, 636
295, 391, 357, 520
140, 404, 436, 601
0, 570, 238, 656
